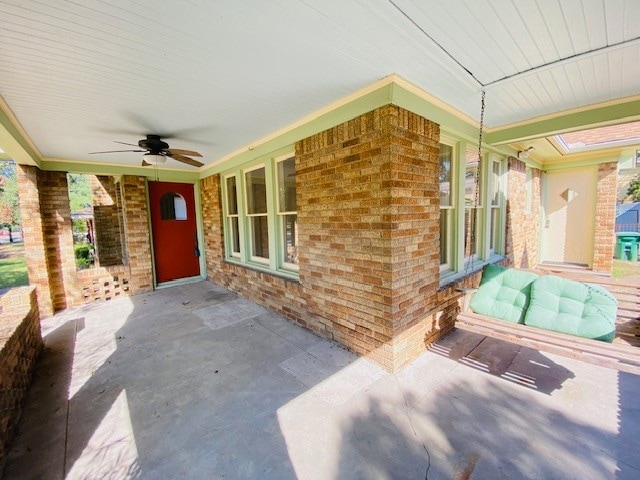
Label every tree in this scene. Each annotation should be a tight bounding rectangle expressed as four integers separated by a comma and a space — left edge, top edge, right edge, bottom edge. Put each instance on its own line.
67, 173, 91, 214
627, 178, 640, 202
0, 161, 21, 241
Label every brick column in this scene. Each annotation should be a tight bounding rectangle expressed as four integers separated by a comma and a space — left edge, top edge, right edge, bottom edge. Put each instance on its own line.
200, 175, 224, 277
297, 105, 442, 370
121, 176, 153, 294
16, 166, 79, 314
593, 162, 617, 272
504, 158, 542, 269
16, 165, 54, 316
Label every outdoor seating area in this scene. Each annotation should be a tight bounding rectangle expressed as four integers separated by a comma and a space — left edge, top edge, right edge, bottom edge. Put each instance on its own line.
458, 265, 640, 374
3, 281, 640, 480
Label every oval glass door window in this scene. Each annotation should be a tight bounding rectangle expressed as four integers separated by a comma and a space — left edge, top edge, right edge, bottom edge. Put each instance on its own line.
160, 192, 188, 220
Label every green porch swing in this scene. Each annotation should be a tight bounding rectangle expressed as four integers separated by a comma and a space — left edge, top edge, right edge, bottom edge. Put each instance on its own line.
454, 92, 640, 375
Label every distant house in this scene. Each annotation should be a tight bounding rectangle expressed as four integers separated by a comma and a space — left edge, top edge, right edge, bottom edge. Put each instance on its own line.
616, 203, 640, 232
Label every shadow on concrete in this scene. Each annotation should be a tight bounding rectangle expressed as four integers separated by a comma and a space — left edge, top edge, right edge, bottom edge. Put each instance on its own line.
5, 281, 640, 479
335, 373, 638, 479
429, 329, 575, 394
5, 281, 351, 479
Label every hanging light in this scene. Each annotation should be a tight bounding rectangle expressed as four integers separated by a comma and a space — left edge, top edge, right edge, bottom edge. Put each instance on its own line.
143, 153, 166, 165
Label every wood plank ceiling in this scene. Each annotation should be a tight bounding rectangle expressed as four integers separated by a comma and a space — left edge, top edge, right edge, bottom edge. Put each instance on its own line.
0, 0, 639, 168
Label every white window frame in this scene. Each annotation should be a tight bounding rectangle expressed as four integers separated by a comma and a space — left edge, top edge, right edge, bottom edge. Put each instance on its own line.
488, 155, 505, 257
223, 174, 242, 259
275, 154, 299, 272
439, 140, 456, 273
244, 164, 270, 265
439, 136, 507, 286
221, 149, 298, 279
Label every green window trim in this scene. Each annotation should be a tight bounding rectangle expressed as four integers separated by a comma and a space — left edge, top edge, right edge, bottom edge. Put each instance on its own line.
221, 148, 298, 277
439, 136, 507, 286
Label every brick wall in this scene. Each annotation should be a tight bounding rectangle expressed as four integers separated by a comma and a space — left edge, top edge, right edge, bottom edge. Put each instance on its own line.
92, 176, 124, 267
202, 105, 476, 371
120, 176, 153, 295
505, 158, 542, 269
0, 286, 43, 476
593, 162, 617, 272
16, 169, 153, 315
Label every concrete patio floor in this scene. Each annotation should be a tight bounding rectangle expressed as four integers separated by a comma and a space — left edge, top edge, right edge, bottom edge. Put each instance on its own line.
4, 280, 640, 480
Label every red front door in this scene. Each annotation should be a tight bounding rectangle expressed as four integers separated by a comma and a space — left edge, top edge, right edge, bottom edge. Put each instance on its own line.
148, 181, 200, 284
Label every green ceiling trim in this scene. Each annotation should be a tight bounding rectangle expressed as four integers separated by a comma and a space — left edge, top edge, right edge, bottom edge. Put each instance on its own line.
389, 83, 480, 142
486, 98, 640, 145
542, 155, 621, 172
0, 107, 41, 167
200, 84, 394, 177
41, 159, 199, 182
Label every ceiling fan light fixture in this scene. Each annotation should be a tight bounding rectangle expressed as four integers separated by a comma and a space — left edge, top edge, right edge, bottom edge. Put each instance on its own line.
143, 153, 166, 165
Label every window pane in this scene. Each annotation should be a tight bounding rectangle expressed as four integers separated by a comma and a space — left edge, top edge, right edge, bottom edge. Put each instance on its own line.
226, 176, 238, 215
246, 167, 267, 215
229, 217, 240, 255
278, 157, 297, 212
491, 161, 501, 206
439, 144, 453, 206
160, 192, 186, 220
464, 208, 477, 258
282, 214, 298, 265
250, 216, 269, 259
465, 149, 482, 207
440, 209, 449, 265
490, 207, 499, 251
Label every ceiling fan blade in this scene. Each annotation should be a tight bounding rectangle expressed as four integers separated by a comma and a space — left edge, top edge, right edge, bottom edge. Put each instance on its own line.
113, 141, 139, 147
168, 153, 204, 167
89, 149, 146, 154
166, 148, 202, 157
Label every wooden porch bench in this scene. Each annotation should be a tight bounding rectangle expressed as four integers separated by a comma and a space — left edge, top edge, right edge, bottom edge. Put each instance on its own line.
455, 268, 640, 375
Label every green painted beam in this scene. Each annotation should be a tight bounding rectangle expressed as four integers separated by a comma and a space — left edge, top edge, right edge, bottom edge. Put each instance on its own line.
41, 159, 200, 182
0, 106, 41, 167
486, 98, 640, 145
200, 84, 394, 177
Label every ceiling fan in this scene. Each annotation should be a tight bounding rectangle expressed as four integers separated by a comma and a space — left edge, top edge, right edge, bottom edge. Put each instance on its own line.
89, 134, 204, 167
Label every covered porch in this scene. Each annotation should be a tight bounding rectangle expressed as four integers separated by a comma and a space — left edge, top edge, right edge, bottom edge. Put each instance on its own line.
4, 280, 640, 479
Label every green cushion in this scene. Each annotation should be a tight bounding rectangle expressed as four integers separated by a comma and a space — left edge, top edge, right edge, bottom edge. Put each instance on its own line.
523, 275, 617, 342
469, 264, 539, 324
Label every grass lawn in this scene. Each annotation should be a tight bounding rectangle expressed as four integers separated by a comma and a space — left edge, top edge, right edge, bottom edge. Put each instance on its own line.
611, 258, 640, 283
0, 242, 28, 289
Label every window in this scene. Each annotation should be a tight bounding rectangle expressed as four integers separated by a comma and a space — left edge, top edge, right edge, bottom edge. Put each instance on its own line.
221, 152, 298, 277
439, 143, 454, 270
277, 156, 298, 268
439, 139, 506, 285
160, 192, 187, 220
464, 148, 482, 262
489, 158, 504, 254
225, 176, 240, 257
245, 166, 269, 262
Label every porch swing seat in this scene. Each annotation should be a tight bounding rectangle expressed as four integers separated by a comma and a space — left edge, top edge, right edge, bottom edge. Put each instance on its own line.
456, 264, 640, 375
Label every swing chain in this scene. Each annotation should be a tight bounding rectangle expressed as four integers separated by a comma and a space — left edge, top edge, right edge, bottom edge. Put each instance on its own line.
466, 90, 485, 274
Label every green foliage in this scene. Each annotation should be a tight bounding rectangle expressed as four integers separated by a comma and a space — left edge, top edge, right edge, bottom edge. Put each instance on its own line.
74, 243, 95, 270
0, 161, 21, 229
628, 178, 640, 202
72, 219, 88, 234
67, 173, 92, 214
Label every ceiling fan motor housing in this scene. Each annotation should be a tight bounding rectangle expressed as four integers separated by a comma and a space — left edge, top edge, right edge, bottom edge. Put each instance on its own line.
139, 134, 169, 153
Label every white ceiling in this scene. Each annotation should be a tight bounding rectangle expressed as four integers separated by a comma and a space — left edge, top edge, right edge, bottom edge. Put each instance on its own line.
1, 0, 639, 169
